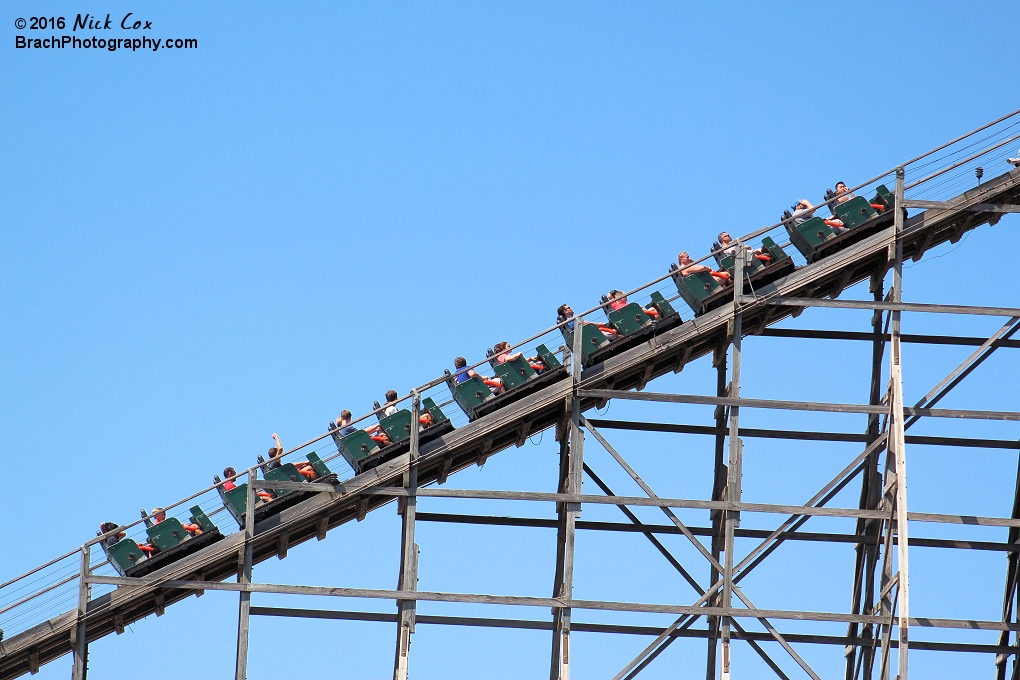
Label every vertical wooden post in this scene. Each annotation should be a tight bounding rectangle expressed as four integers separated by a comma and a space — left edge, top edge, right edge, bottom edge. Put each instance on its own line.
707, 350, 728, 680
71, 544, 90, 680
394, 392, 421, 680
551, 315, 585, 680
847, 276, 886, 680
720, 248, 745, 680
890, 166, 910, 680
235, 471, 256, 680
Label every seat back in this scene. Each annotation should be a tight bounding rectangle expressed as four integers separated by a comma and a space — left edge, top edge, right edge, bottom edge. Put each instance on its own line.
422, 397, 449, 425
306, 451, 332, 477
534, 344, 563, 370
189, 505, 217, 533
327, 421, 344, 450
671, 264, 724, 315
146, 518, 190, 552
380, 408, 414, 444
785, 216, 835, 260
213, 474, 229, 509
872, 184, 894, 211
450, 375, 495, 420
556, 314, 571, 345
823, 189, 839, 217
607, 302, 652, 336
760, 236, 788, 262
108, 539, 147, 574
494, 354, 537, 390
711, 241, 725, 267
648, 291, 678, 319
340, 429, 382, 468
833, 196, 877, 229
223, 484, 250, 523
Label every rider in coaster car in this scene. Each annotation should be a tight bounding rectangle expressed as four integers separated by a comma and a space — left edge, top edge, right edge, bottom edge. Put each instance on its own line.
151, 507, 202, 536
453, 357, 505, 395
557, 304, 618, 338
264, 433, 318, 480
717, 231, 770, 263
492, 341, 546, 373
100, 520, 156, 555
222, 466, 273, 501
99, 522, 127, 550
365, 392, 398, 444
333, 410, 357, 436
370, 389, 434, 427
677, 252, 731, 285
834, 181, 888, 213
606, 290, 659, 320
792, 199, 848, 234
333, 409, 392, 445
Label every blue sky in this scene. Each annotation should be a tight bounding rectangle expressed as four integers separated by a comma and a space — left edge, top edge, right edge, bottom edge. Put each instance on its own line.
2, 2, 1019, 678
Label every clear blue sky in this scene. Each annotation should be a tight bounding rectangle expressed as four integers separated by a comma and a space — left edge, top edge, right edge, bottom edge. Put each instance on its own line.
2, 1, 1018, 678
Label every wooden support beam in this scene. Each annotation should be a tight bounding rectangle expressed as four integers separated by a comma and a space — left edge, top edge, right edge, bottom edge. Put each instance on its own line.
578, 389, 1020, 421
277, 531, 289, 559
550, 317, 585, 680
356, 497, 369, 522
761, 296, 1020, 318
721, 254, 744, 680
248, 605, 1020, 655
394, 393, 421, 680
437, 455, 453, 485
674, 345, 694, 373
234, 473, 256, 680
516, 419, 534, 447
416, 511, 1020, 552
87, 574, 1020, 633
902, 200, 1020, 212
70, 545, 90, 680
359, 485, 1020, 528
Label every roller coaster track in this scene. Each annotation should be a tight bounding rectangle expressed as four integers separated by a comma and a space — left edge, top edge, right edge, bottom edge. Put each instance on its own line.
2, 155, 1019, 679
